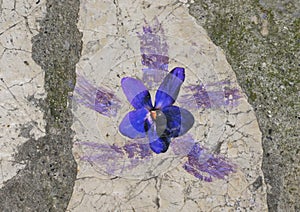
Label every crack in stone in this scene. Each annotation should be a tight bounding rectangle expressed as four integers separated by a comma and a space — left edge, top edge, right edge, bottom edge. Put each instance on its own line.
0, 0, 82, 210
0, 78, 45, 133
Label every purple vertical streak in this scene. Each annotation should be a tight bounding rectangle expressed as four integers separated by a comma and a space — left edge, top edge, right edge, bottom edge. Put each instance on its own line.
178, 81, 242, 110
138, 18, 169, 88
73, 74, 121, 117
76, 141, 152, 175
182, 143, 236, 182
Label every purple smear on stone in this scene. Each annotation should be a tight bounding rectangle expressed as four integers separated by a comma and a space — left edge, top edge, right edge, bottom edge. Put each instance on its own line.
73, 74, 121, 117
78, 142, 124, 174
76, 141, 152, 175
171, 134, 196, 156
179, 81, 242, 109
224, 86, 241, 106
123, 142, 152, 159
138, 18, 169, 88
182, 143, 236, 182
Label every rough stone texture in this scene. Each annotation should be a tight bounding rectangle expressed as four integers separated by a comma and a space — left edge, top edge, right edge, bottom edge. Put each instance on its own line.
0, 0, 82, 211
67, 0, 267, 211
1, 0, 295, 210
0, 0, 46, 188
189, 0, 299, 211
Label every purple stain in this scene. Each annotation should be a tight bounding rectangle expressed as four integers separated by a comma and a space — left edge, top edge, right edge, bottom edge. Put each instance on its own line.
171, 134, 195, 156
183, 164, 213, 182
180, 84, 212, 109
76, 141, 153, 175
78, 142, 124, 174
142, 26, 153, 33
179, 81, 242, 109
141, 54, 169, 71
183, 143, 236, 182
77, 135, 236, 181
138, 18, 169, 88
123, 142, 152, 159
73, 74, 121, 117
224, 86, 241, 106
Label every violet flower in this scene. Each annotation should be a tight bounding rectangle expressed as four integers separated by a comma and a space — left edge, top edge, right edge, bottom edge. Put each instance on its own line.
119, 67, 194, 154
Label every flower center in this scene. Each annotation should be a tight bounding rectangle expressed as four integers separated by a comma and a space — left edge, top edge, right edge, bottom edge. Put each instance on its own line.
150, 110, 157, 120
149, 109, 168, 137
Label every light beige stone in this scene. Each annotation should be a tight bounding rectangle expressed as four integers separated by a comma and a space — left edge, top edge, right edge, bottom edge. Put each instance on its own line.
0, 0, 46, 187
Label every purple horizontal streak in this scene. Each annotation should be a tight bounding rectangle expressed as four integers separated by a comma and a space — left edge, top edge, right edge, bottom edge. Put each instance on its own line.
76, 141, 153, 175
77, 136, 235, 181
73, 74, 121, 117
179, 81, 242, 110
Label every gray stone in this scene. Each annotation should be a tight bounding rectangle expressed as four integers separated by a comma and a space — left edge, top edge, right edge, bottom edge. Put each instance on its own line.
189, 0, 300, 211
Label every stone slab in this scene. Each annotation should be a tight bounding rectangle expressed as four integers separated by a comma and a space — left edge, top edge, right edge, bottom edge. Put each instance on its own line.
67, 0, 267, 211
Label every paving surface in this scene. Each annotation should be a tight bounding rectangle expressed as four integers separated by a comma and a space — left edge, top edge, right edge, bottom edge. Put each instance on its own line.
189, 0, 299, 211
0, 0, 297, 211
0, 0, 81, 210
0, 0, 45, 188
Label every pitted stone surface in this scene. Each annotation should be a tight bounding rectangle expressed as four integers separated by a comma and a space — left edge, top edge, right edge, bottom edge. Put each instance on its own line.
0, 0, 46, 188
189, 0, 299, 210
0, 0, 82, 210
68, 0, 267, 211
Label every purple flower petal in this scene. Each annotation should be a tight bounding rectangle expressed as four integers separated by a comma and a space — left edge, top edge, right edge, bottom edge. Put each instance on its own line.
148, 123, 171, 154
155, 67, 185, 108
119, 108, 151, 139
121, 77, 153, 109
162, 106, 194, 138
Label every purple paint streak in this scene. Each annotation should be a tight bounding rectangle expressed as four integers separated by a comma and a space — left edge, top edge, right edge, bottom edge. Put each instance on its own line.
123, 142, 152, 159
138, 18, 169, 88
73, 74, 121, 117
77, 141, 152, 175
171, 134, 195, 156
179, 81, 242, 109
77, 135, 235, 181
183, 143, 236, 182
172, 134, 236, 181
